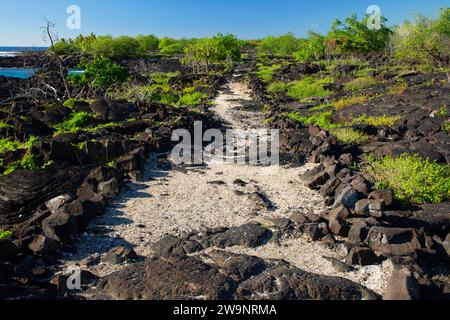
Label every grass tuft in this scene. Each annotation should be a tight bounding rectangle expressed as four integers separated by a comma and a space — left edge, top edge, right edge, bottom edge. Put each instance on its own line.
346, 114, 402, 127
333, 95, 369, 110
344, 76, 378, 92
331, 127, 369, 145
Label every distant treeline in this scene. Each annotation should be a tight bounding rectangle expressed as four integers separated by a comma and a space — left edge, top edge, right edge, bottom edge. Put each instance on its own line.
52, 8, 449, 74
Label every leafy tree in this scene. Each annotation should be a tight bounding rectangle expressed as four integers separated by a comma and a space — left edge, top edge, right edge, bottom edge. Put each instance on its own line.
293, 32, 326, 62
325, 14, 392, 54
390, 8, 450, 81
182, 34, 241, 73
69, 56, 129, 91
258, 32, 301, 56
136, 34, 160, 54
159, 38, 192, 55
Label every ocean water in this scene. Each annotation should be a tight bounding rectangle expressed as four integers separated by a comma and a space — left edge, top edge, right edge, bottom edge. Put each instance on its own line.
0, 68, 85, 79
0, 46, 47, 57
0, 68, 39, 79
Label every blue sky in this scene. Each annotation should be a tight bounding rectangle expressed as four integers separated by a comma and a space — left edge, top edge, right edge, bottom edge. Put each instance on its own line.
0, 0, 448, 46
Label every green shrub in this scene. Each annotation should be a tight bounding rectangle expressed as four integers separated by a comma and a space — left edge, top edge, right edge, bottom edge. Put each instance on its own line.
0, 138, 22, 154
365, 154, 450, 204
443, 120, 450, 133
55, 112, 94, 133
0, 230, 13, 239
178, 92, 207, 106
267, 81, 290, 93
287, 77, 333, 100
325, 14, 392, 54
346, 114, 402, 127
333, 95, 369, 109
344, 76, 378, 92
136, 34, 160, 54
0, 122, 13, 129
391, 8, 450, 80
255, 64, 282, 82
69, 56, 129, 91
259, 33, 301, 56
90, 35, 140, 58
285, 111, 337, 130
437, 105, 448, 117
151, 72, 180, 85
183, 34, 241, 73
388, 81, 408, 95
331, 127, 369, 145
293, 32, 326, 62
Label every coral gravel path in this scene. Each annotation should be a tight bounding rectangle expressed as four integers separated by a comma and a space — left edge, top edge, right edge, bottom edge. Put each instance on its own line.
62, 72, 387, 295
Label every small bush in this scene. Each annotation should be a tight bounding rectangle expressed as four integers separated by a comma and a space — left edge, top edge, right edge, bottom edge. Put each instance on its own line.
178, 92, 207, 106
293, 33, 326, 62
344, 76, 378, 92
259, 33, 301, 56
365, 154, 450, 204
333, 95, 369, 109
0, 122, 13, 129
267, 81, 290, 93
347, 114, 402, 127
0, 138, 22, 154
287, 77, 333, 100
391, 8, 450, 80
256, 64, 282, 82
388, 81, 408, 95
326, 14, 393, 54
69, 56, 129, 91
63, 98, 77, 110
0, 230, 13, 239
55, 112, 94, 133
437, 105, 448, 117
331, 127, 369, 145
443, 120, 450, 133
285, 111, 337, 130
151, 72, 180, 85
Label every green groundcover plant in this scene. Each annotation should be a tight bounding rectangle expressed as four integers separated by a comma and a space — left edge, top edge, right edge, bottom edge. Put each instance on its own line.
365, 153, 450, 204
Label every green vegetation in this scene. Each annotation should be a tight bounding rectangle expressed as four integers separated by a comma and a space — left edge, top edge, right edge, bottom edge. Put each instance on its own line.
256, 64, 282, 82
0, 122, 13, 129
443, 120, 450, 133
258, 13, 392, 60
365, 154, 450, 204
69, 56, 129, 91
182, 34, 241, 73
55, 112, 94, 133
391, 8, 450, 81
333, 95, 369, 109
53, 33, 163, 58
285, 111, 337, 130
437, 105, 448, 117
331, 127, 369, 145
0, 230, 13, 239
286, 77, 333, 100
0, 138, 22, 154
3, 153, 40, 175
346, 114, 402, 127
293, 32, 326, 62
178, 92, 208, 106
258, 33, 301, 56
344, 76, 378, 92
267, 81, 290, 93
326, 14, 392, 54
1, 136, 41, 175
388, 80, 408, 95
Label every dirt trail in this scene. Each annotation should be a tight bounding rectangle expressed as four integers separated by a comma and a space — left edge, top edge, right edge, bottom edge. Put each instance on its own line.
63, 74, 387, 294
